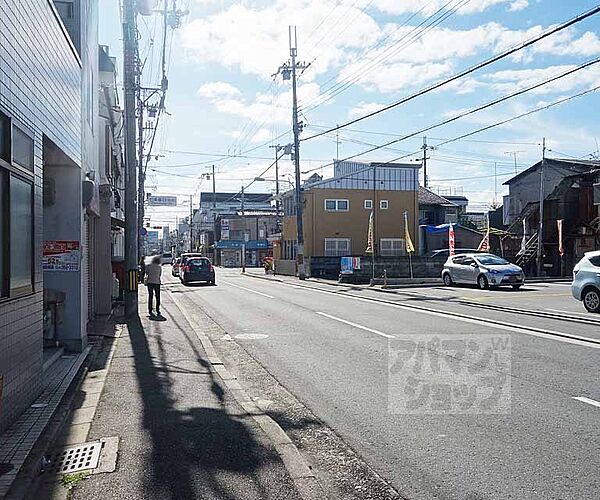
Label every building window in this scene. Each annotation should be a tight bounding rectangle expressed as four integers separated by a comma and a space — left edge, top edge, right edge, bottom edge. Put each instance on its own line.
364, 199, 373, 210
10, 176, 33, 293
380, 238, 405, 257
0, 113, 9, 162
324, 199, 349, 212
12, 127, 34, 171
0, 111, 35, 298
380, 200, 389, 210
324, 238, 351, 256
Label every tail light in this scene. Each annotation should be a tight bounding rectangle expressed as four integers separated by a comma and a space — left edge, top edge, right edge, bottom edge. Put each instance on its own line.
208, 264, 213, 272
185, 265, 190, 273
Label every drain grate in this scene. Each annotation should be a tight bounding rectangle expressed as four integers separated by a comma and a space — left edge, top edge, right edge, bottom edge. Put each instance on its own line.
45, 442, 102, 474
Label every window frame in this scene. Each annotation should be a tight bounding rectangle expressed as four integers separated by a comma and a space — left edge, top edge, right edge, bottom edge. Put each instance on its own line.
324, 199, 349, 212
380, 199, 389, 210
364, 199, 373, 210
379, 238, 405, 257
324, 237, 351, 257
0, 109, 35, 301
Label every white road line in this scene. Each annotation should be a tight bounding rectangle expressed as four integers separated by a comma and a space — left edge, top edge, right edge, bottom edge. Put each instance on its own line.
316, 312, 395, 339
572, 396, 600, 408
221, 280, 275, 299
278, 282, 600, 350
546, 308, 597, 319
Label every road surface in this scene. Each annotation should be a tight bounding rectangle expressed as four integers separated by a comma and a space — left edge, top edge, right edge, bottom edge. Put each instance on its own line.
166, 268, 600, 500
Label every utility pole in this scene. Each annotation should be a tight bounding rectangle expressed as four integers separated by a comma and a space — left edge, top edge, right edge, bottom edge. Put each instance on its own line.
421, 136, 433, 187
269, 145, 283, 232
189, 194, 193, 252
505, 151, 524, 174
212, 164, 216, 260
537, 138, 546, 276
336, 125, 341, 162
494, 162, 498, 205
290, 27, 308, 279
241, 186, 246, 273
123, 0, 139, 316
137, 91, 144, 261
273, 27, 309, 279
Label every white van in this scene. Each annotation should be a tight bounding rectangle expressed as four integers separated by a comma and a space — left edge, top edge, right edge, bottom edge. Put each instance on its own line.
160, 252, 173, 265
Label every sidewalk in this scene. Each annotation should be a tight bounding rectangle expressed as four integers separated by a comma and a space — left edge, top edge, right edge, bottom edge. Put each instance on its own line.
62, 286, 304, 500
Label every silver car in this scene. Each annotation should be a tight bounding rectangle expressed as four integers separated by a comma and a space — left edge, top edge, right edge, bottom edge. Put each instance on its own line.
442, 253, 525, 289
571, 250, 600, 313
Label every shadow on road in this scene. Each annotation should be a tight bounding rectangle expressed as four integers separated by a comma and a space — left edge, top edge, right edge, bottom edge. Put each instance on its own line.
126, 310, 294, 500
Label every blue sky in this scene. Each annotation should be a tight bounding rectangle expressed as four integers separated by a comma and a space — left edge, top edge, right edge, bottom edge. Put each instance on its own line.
100, 0, 600, 227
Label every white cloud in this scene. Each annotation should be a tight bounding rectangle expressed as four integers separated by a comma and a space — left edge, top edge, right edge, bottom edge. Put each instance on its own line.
197, 81, 241, 99
348, 101, 385, 119
204, 82, 322, 126
372, 0, 520, 16
508, 0, 529, 12
181, 0, 380, 79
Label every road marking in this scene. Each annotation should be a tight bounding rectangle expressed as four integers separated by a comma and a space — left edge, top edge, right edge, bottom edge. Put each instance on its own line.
316, 312, 395, 339
220, 280, 275, 299
546, 308, 595, 318
275, 282, 600, 350
572, 396, 600, 408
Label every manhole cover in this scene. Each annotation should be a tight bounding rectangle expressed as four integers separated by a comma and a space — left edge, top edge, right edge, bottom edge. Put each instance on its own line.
45, 442, 102, 474
234, 334, 269, 340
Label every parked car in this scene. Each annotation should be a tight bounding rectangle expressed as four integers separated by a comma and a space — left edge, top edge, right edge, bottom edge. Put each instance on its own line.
426, 248, 483, 259
181, 257, 216, 285
442, 253, 525, 289
161, 252, 173, 265
571, 250, 600, 312
171, 257, 181, 277
178, 253, 203, 282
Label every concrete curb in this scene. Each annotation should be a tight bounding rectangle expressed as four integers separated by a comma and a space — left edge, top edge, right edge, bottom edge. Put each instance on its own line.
166, 288, 326, 500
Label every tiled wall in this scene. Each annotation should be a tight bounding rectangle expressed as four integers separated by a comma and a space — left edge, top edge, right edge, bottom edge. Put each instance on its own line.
0, 0, 81, 433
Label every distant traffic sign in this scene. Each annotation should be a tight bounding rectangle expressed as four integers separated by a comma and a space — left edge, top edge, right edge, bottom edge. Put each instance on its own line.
147, 195, 177, 207
139, 227, 148, 236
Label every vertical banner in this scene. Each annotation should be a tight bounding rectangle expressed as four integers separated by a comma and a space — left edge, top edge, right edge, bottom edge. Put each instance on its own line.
365, 211, 374, 254
557, 219, 564, 256
404, 211, 415, 254
449, 224, 456, 256
478, 215, 490, 252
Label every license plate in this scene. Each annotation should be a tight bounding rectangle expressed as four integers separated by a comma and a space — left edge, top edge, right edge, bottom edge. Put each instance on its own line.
508, 276, 519, 282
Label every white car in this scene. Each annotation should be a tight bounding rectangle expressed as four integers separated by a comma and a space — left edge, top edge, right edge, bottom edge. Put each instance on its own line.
442, 253, 525, 289
160, 252, 173, 265
571, 250, 600, 313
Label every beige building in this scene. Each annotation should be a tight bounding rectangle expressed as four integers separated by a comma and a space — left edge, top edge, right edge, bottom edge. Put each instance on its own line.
280, 161, 420, 260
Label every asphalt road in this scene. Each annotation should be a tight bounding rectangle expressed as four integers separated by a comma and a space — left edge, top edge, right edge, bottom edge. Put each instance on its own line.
169, 268, 600, 500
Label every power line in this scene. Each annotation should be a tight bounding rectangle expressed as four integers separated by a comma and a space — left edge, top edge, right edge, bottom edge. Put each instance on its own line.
303, 84, 600, 177
302, 57, 600, 171
302, 4, 600, 141
302, 0, 468, 113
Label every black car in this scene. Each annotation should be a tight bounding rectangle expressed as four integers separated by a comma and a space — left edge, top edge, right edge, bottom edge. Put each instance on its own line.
181, 257, 216, 285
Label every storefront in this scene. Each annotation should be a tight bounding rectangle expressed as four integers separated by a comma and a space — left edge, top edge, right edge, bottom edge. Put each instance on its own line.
215, 240, 271, 267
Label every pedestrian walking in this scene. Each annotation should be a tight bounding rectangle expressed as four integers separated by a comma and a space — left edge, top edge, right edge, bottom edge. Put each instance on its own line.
146, 256, 162, 318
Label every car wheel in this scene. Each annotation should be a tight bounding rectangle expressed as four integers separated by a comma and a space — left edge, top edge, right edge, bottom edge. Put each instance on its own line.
477, 275, 489, 290
582, 287, 600, 313
443, 273, 453, 287
512, 284, 522, 290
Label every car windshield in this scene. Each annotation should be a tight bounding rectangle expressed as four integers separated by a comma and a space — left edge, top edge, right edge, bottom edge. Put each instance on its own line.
475, 255, 510, 266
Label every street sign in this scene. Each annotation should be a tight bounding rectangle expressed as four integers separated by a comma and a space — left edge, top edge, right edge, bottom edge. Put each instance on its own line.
147, 195, 177, 206
139, 227, 148, 236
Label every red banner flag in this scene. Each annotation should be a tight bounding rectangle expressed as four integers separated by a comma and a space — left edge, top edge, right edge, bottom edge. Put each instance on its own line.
449, 224, 456, 256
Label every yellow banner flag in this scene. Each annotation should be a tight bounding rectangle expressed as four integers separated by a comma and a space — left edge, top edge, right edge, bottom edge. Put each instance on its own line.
404, 212, 415, 253
365, 211, 374, 254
